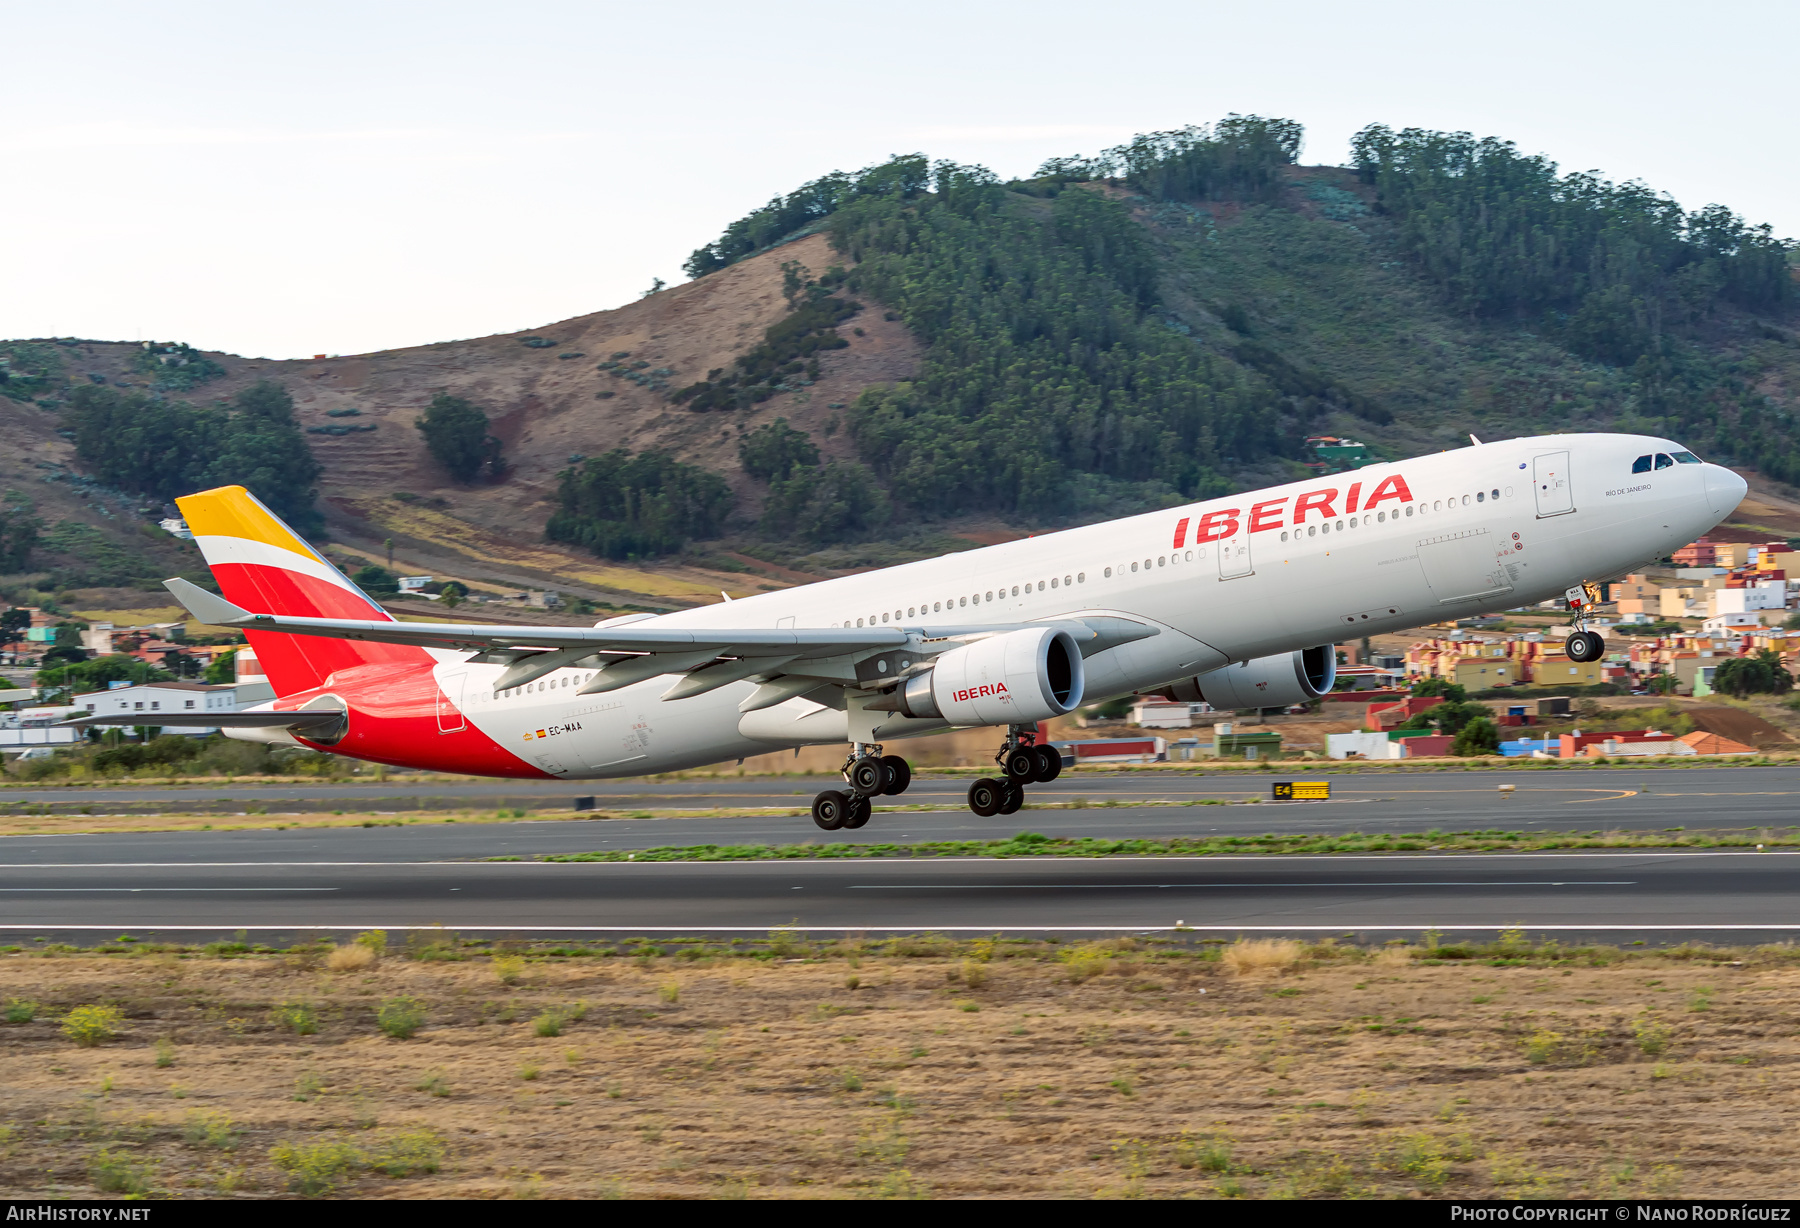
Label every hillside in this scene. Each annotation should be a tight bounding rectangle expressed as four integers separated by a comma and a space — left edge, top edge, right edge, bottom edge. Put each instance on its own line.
2, 116, 1796, 617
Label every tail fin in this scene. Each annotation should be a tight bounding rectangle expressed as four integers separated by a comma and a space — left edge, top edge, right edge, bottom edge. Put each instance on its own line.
177, 485, 428, 696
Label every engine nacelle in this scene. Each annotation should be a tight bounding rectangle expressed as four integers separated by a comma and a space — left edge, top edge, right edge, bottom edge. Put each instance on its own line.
1161, 646, 1335, 710
888, 627, 1084, 725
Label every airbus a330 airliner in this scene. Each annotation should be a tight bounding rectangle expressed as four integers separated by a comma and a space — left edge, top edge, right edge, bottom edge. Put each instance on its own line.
68, 432, 1744, 830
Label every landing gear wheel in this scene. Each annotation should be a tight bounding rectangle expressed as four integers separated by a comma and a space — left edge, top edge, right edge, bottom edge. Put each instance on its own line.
996, 780, 1024, 816
812, 789, 849, 831
843, 793, 872, 830
1565, 630, 1605, 663
1001, 747, 1038, 781
1032, 745, 1062, 782
879, 754, 911, 795
968, 777, 1004, 817
848, 755, 886, 796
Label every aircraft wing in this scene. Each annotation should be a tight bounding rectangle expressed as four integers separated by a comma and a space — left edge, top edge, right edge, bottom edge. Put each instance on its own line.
163, 577, 1158, 699
167, 576, 910, 655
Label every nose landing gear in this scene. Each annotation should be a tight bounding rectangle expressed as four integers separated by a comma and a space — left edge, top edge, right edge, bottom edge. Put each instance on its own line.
812, 743, 911, 831
1563, 582, 1607, 663
969, 725, 1061, 816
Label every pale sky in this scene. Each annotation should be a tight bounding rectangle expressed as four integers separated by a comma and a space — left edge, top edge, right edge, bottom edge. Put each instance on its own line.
3, 1, 1793, 359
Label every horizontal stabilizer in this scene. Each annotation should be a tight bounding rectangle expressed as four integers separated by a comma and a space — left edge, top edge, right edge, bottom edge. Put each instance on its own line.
163, 577, 253, 627
59, 710, 345, 730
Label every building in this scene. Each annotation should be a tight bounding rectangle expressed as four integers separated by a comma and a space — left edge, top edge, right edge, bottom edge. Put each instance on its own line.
1204, 723, 1282, 759
1673, 538, 1720, 568
1052, 737, 1167, 765
1130, 700, 1199, 729
1326, 730, 1404, 760
72, 682, 241, 735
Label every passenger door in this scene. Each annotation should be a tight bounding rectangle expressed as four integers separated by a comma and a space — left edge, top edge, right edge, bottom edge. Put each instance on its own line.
1217, 525, 1252, 580
435, 671, 466, 733
1533, 451, 1574, 518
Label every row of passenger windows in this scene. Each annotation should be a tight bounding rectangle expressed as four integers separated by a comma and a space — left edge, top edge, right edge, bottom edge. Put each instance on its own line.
1271, 488, 1507, 540
1632, 451, 1700, 473
847, 576, 1087, 626
833, 484, 1517, 625
497, 673, 589, 699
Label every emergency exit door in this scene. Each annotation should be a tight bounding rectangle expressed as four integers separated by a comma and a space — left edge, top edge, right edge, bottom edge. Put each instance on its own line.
1533, 452, 1574, 517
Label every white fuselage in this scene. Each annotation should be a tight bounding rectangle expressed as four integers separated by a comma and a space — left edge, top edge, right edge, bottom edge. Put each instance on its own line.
434, 433, 1744, 777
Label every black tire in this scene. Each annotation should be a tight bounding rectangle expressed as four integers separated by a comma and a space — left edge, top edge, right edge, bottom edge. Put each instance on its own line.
1002, 747, 1037, 781
843, 793, 871, 829
997, 780, 1024, 815
880, 754, 911, 795
1566, 630, 1605, 663
968, 777, 1003, 817
1033, 744, 1062, 782
812, 789, 849, 831
849, 756, 885, 795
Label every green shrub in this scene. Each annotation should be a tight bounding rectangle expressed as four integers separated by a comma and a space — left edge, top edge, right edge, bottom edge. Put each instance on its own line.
368, 1129, 445, 1177
3, 998, 38, 1023
61, 1004, 124, 1047
182, 1110, 240, 1150
376, 996, 426, 1039
90, 1147, 154, 1195
1634, 1017, 1672, 1056
272, 1001, 318, 1035
270, 1139, 363, 1196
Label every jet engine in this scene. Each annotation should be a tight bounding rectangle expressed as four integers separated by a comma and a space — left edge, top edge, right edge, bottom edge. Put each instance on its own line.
885, 627, 1084, 725
1159, 646, 1335, 710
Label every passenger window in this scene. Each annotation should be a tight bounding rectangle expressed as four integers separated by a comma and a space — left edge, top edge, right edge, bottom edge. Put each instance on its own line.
1280, 531, 1288, 542
1632, 455, 1653, 474
1131, 562, 1138, 572
1654, 453, 1674, 470
1672, 451, 1701, 464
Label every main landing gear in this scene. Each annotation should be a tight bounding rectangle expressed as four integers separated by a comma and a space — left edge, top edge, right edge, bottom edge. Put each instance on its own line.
811, 743, 912, 832
1563, 582, 1606, 663
967, 725, 1061, 817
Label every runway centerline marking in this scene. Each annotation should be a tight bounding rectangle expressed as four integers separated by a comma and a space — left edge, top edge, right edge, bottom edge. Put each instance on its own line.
0, 887, 338, 893
849, 881, 1637, 889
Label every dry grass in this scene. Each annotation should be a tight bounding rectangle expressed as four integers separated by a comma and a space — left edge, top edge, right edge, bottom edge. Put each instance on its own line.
0, 938, 1797, 1199
324, 945, 375, 973
1220, 938, 1303, 976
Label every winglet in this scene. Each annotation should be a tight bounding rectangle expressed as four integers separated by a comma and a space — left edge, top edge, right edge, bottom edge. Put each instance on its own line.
164, 576, 255, 627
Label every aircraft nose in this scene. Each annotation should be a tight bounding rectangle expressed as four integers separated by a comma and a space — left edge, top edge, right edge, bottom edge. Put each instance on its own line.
1703, 464, 1748, 516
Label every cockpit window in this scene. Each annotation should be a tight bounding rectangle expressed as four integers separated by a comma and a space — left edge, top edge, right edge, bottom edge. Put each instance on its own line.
1654, 453, 1674, 470
1632, 455, 1653, 474
1672, 451, 1701, 464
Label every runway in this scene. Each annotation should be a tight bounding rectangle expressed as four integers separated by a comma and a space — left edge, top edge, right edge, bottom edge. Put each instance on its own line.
5, 764, 1800, 840
3, 836, 1800, 945
5, 765, 1798, 946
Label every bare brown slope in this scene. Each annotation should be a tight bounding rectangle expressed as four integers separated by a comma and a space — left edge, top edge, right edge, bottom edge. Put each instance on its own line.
0, 235, 921, 609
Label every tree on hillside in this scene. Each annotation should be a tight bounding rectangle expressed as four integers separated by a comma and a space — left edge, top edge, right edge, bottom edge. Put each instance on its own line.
62, 380, 320, 530
0, 607, 29, 649
0, 497, 40, 573
547, 450, 732, 560
760, 460, 891, 546
738, 419, 819, 484
352, 565, 399, 595
415, 393, 504, 483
